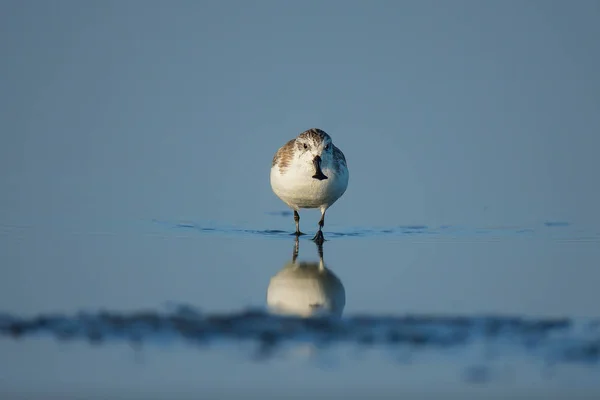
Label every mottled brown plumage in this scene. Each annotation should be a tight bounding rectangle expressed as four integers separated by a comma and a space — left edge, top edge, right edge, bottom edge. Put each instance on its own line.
298, 128, 330, 146
272, 138, 295, 173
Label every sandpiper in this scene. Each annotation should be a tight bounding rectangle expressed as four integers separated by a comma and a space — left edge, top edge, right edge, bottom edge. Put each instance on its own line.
270, 128, 349, 243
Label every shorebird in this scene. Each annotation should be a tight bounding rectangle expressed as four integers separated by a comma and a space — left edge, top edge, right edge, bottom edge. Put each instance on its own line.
270, 128, 349, 244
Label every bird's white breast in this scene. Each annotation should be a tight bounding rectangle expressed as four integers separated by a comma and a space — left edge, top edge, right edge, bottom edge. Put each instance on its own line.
270, 162, 348, 210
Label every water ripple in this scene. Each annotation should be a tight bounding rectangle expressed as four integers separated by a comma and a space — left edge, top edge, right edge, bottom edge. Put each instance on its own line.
152, 219, 600, 242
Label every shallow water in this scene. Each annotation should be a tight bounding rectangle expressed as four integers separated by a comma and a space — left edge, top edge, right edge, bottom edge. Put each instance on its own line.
1, 218, 599, 399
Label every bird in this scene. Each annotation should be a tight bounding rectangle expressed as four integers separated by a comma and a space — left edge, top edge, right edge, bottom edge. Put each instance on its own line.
270, 128, 349, 244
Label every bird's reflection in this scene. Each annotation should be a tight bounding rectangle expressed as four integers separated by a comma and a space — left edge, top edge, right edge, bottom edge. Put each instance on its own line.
266, 238, 345, 317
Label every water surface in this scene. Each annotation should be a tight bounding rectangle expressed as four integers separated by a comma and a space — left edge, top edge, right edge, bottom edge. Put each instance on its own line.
1, 219, 599, 398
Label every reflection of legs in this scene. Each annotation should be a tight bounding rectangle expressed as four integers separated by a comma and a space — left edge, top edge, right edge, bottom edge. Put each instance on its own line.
316, 238, 324, 261
295, 235, 323, 266
293, 210, 304, 236
312, 209, 325, 244
292, 237, 299, 263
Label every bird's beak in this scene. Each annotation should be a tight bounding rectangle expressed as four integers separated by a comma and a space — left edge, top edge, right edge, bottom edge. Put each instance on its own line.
312, 155, 328, 180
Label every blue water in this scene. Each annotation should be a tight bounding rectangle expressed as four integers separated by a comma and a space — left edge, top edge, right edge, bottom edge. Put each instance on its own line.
1, 218, 599, 398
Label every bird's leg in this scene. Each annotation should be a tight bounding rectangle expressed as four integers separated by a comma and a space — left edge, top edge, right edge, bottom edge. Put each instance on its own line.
293, 210, 305, 236
312, 210, 326, 244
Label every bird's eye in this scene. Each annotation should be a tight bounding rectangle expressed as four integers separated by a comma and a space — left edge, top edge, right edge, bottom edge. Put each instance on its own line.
303, 144, 308, 149
325, 144, 330, 151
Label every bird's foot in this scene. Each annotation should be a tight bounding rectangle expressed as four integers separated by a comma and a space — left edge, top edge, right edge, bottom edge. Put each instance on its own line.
312, 230, 325, 244
292, 231, 306, 237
